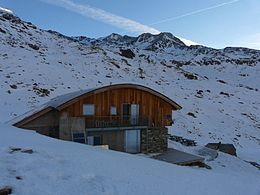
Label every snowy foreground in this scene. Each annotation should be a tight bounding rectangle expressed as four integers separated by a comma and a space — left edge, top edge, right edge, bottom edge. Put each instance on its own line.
0, 124, 259, 195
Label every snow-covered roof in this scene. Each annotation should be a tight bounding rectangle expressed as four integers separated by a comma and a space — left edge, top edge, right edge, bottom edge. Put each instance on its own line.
45, 88, 96, 108
7, 88, 95, 126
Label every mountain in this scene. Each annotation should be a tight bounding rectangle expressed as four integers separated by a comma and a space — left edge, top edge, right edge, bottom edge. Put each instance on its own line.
74, 32, 186, 50
0, 9, 259, 163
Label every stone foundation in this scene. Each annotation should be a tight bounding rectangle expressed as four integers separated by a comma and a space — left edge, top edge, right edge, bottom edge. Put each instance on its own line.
141, 127, 168, 153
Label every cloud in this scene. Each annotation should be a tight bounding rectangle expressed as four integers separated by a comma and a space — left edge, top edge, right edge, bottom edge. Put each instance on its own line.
40, 0, 198, 46
40, 0, 160, 35
178, 37, 198, 46
150, 0, 240, 25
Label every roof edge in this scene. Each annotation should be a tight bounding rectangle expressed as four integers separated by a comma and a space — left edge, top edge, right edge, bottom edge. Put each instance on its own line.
12, 83, 182, 126
13, 107, 53, 127
57, 83, 182, 110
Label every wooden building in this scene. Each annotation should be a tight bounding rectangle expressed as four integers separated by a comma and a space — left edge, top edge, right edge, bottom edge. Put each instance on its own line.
12, 84, 181, 153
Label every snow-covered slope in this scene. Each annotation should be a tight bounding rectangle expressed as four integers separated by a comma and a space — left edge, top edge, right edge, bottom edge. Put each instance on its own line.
0, 124, 260, 195
0, 10, 259, 163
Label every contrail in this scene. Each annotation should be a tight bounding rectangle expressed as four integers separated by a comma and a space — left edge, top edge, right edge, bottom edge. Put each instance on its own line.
40, 0, 160, 34
150, 0, 240, 25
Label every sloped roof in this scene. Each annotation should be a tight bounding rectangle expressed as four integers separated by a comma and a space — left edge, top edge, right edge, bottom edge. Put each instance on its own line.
8, 88, 95, 126
9, 84, 181, 126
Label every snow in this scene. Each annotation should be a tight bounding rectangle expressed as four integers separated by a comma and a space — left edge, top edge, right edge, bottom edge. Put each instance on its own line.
0, 11, 260, 193
0, 124, 259, 195
179, 37, 198, 46
0, 7, 13, 15
0, 12, 259, 162
0, 14, 259, 162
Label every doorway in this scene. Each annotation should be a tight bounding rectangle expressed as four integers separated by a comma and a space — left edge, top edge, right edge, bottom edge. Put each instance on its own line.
130, 104, 139, 125
125, 129, 140, 153
122, 103, 139, 125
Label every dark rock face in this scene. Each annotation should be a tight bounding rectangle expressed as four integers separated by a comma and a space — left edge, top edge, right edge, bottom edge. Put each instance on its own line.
28, 43, 39, 50
0, 28, 6, 33
21, 149, 33, 154
2, 13, 22, 24
2, 13, 13, 20
0, 186, 12, 195
119, 49, 135, 59
9, 84, 17, 89
220, 91, 230, 97
206, 143, 237, 156
184, 73, 198, 80
32, 86, 50, 97
137, 32, 185, 48
187, 112, 196, 118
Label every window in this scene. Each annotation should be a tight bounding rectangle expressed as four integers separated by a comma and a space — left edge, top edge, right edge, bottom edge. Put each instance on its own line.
72, 132, 86, 143
83, 104, 95, 115
87, 136, 94, 145
110, 106, 117, 115
94, 136, 102, 145
122, 103, 130, 120
164, 114, 172, 120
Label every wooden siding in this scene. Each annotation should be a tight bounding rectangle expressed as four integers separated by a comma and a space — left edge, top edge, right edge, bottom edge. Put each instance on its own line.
20, 110, 59, 138
60, 88, 174, 127
59, 117, 85, 141
14, 85, 180, 153
87, 130, 125, 152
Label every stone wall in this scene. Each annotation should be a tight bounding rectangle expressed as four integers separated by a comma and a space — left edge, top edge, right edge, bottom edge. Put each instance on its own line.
141, 127, 168, 153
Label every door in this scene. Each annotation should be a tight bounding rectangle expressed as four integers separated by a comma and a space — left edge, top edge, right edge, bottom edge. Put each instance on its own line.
122, 103, 130, 120
87, 135, 102, 145
131, 104, 139, 125
87, 136, 94, 145
125, 129, 140, 153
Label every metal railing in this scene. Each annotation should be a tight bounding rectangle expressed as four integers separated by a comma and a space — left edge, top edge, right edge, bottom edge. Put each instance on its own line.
85, 116, 149, 128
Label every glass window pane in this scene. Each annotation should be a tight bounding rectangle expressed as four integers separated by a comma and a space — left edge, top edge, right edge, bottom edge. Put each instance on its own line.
94, 136, 102, 145
110, 106, 117, 115
83, 104, 94, 115
123, 104, 130, 119
73, 132, 85, 143
87, 136, 94, 145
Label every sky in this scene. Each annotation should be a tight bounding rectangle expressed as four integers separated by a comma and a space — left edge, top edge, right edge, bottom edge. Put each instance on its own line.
1, 0, 260, 49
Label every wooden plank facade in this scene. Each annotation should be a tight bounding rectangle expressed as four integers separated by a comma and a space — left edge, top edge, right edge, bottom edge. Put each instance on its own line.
60, 87, 175, 127
13, 84, 181, 154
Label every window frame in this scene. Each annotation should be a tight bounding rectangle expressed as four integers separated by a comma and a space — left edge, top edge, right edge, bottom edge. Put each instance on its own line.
122, 103, 130, 120
72, 132, 86, 144
93, 135, 102, 145
83, 104, 95, 116
87, 135, 102, 145
110, 106, 117, 115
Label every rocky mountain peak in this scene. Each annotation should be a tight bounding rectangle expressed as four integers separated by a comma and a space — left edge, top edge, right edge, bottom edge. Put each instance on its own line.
103, 33, 123, 41
0, 7, 14, 15
137, 32, 185, 46
80, 32, 187, 50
